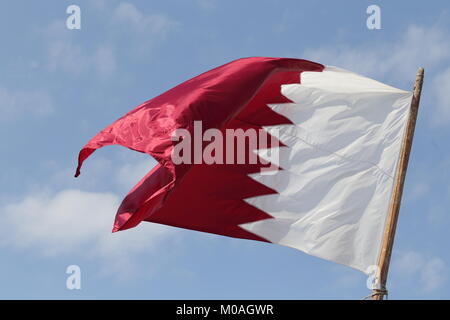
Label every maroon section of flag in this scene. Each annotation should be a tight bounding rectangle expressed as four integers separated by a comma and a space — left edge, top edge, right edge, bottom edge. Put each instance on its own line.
75, 57, 324, 241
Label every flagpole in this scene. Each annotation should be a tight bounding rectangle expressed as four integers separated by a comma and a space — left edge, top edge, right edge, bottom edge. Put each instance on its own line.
371, 67, 424, 300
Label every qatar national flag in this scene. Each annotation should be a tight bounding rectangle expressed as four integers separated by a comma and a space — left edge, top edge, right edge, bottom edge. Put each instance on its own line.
75, 57, 413, 274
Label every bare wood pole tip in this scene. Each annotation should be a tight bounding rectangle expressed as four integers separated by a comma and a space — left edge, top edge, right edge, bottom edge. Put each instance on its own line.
371, 67, 424, 300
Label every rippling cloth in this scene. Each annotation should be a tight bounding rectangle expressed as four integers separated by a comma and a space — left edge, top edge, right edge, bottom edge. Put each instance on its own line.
76, 58, 412, 273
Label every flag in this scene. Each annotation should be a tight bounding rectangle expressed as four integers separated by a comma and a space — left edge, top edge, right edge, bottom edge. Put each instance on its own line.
75, 57, 412, 273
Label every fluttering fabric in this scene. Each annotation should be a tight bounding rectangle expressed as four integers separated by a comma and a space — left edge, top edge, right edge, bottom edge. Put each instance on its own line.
76, 57, 412, 273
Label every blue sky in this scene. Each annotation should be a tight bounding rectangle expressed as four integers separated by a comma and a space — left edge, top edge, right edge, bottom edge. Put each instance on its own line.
0, 0, 449, 299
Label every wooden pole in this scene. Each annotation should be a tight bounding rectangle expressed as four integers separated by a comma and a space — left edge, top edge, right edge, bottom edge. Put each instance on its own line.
371, 67, 424, 300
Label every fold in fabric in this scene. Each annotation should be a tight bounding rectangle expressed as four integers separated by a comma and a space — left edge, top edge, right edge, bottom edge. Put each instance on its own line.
75, 59, 412, 274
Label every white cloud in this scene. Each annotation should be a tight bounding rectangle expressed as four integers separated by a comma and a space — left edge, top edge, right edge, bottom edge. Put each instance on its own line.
46, 151, 157, 194
392, 250, 448, 293
0, 189, 119, 253
39, 19, 67, 39
0, 189, 178, 277
47, 41, 86, 75
111, 2, 178, 56
332, 270, 362, 289
0, 86, 53, 121
302, 23, 450, 126
89, 0, 108, 11
303, 24, 450, 83
420, 257, 448, 293
116, 158, 156, 190
432, 67, 450, 125
113, 2, 177, 36
427, 205, 449, 225
0, 188, 176, 277
409, 182, 430, 202
38, 2, 177, 76
196, 0, 218, 12
0, 153, 175, 279
392, 250, 424, 277
46, 41, 116, 78
40, 20, 90, 77
93, 45, 117, 77
39, 16, 116, 78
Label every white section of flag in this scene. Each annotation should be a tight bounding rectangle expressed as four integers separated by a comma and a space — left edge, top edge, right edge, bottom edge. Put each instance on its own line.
240, 67, 413, 274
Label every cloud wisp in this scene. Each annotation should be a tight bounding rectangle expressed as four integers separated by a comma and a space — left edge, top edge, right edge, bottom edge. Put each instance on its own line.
0, 86, 54, 121
0, 158, 176, 280
302, 23, 450, 126
392, 250, 448, 294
